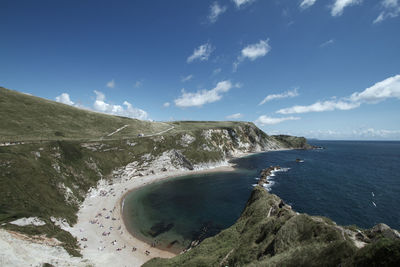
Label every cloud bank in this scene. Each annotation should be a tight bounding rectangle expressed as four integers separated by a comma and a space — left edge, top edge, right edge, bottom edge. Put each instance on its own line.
277, 74, 400, 114
55, 93, 74, 106
93, 90, 148, 120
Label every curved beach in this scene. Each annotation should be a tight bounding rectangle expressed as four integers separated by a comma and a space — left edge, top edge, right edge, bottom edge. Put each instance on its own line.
68, 163, 237, 267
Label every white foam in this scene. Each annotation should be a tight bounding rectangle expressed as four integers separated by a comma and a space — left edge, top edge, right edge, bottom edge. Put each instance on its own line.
372, 201, 377, 207
260, 167, 291, 192
262, 181, 275, 192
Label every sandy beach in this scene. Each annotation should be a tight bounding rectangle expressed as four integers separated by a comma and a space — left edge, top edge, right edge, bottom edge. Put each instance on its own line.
68, 161, 238, 267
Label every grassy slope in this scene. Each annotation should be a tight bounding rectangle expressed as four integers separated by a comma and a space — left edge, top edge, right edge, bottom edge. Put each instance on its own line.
272, 134, 311, 149
145, 187, 400, 267
0, 87, 170, 141
0, 87, 310, 256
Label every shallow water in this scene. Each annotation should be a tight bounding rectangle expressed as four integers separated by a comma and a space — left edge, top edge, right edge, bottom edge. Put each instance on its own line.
123, 141, 400, 252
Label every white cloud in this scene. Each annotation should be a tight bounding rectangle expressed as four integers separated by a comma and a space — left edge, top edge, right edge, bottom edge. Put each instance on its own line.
277, 74, 400, 114
373, 13, 385, 23
93, 90, 148, 120
208, 2, 227, 23
226, 113, 243, 119
277, 100, 361, 114
304, 128, 400, 140
181, 74, 194, 82
106, 79, 115, 88
373, 0, 400, 23
259, 88, 299, 105
255, 115, 300, 125
383, 0, 399, 7
55, 93, 74, 106
331, 0, 363, 17
232, 0, 255, 8
300, 0, 317, 9
234, 39, 271, 71
241, 39, 271, 60
320, 39, 335, 47
174, 80, 234, 107
134, 81, 142, 88
163, 102, 170, 107
187, 43, 214, 63
354, 128, 400, 138
349, 74, 400, 102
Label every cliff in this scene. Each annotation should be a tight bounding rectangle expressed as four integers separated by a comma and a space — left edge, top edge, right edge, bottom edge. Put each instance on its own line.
145, 186, 400, 267
0, 87, 307, 256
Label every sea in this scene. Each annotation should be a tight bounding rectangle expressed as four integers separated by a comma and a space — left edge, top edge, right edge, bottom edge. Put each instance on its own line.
122, 141, 400, 253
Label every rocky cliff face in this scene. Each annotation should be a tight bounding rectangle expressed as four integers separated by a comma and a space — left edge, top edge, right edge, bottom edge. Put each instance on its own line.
0, 121, 304, 256
145, 185, 400, 267
114, 123, 307, 178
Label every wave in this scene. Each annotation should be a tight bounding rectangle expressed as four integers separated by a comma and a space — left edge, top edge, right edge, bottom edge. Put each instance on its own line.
262, 181, 275, 192
260, 167, 290, 192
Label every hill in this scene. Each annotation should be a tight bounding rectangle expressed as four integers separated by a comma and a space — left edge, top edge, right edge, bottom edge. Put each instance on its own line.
0, 87, 170, 142
0, 87, 309, 258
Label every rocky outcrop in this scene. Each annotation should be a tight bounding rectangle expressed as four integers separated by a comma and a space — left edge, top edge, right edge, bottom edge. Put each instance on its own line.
258, 166, 281, 186
145, 170, 400, 267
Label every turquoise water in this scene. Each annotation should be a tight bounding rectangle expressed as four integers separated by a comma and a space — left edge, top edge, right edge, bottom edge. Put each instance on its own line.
123, 141, 400, 252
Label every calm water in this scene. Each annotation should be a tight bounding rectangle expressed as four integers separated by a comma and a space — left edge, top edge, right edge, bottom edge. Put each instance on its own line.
123, 141, 400, 252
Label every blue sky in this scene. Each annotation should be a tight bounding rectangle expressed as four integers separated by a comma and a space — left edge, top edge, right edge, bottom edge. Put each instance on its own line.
1, 0, 400, 140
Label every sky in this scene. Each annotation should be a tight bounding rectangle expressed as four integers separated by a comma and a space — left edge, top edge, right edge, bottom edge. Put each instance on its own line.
1, 0, 400, 140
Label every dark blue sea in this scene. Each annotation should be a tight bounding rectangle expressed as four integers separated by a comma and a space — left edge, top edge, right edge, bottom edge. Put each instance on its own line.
123, 141, 400, 252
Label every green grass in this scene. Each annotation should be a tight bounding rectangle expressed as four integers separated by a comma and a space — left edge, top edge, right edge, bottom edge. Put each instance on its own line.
0, 87, 314, 258
0, 87, 170, 142
344, 238, 400, 266
272, 134, 311, 149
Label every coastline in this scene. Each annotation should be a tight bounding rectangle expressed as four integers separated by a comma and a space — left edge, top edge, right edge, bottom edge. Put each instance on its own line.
119, 163, 238, 255
68, 152, 251, 267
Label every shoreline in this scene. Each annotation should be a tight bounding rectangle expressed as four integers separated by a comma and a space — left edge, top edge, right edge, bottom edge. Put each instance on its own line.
118, 163, 238, 255
68, 152, 255, 267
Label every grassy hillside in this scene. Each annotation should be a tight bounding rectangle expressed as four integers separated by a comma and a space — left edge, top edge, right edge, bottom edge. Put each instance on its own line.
145, 186, 400, 267
0, 87, 311, 256
0, 87, 170, 142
